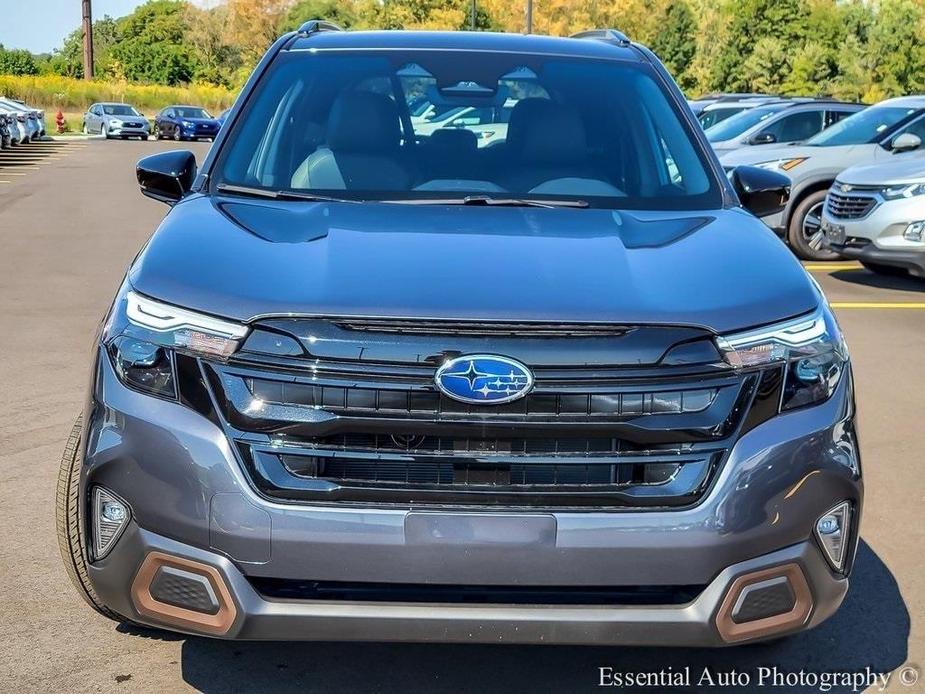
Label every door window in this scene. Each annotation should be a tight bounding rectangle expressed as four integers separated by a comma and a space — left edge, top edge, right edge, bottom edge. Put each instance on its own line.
760, 110, 824, 143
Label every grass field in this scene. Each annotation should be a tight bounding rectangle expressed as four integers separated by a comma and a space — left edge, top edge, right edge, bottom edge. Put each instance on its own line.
0, 74, 237, 126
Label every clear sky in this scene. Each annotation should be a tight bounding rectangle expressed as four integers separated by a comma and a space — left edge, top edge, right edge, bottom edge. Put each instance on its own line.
0, 0, 153, 54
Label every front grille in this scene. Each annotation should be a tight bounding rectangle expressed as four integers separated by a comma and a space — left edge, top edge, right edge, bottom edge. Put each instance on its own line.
826, 189, 877, 219
200, 319, 774, 509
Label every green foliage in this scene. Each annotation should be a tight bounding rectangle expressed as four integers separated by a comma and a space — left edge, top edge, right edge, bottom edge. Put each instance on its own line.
109, 0, 197, 85
3, 0, 925, 105
0, 46, 39, 76
281, 0, 359, 31
650, 1, 698, 90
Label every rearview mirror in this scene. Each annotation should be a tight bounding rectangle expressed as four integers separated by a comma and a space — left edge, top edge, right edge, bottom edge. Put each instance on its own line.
136, 150, 197, 205
891, 132, 921, 153
748, 132, 777, 145
729, 165, 790, 219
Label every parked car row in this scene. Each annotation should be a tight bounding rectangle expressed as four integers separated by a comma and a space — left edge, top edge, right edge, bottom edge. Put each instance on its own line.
81, 103, 223, 142
720, 95, 925, 260
0, 96, 46, 148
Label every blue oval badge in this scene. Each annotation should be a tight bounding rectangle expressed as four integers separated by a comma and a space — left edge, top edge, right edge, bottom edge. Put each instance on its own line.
435, 355, 534, 405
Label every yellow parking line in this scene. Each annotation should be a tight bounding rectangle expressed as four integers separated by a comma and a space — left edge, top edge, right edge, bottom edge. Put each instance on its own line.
831, 302, 925, 309
804, 263, 862, 272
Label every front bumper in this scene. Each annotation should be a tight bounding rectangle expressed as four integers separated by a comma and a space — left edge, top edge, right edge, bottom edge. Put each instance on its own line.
823, 200, 925, 276
79, 350, 862, 644
110, 125, 149, 136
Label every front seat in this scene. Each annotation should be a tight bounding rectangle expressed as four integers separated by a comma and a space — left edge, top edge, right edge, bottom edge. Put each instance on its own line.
291, 91, 412, 191
501, 101, 605, 193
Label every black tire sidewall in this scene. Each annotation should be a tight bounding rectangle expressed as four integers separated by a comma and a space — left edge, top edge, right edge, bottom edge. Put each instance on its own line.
788, 190, 839, 261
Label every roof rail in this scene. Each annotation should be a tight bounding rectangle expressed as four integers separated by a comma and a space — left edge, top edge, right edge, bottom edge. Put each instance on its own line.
297, 20, 344, 36
569, 29, 631, 47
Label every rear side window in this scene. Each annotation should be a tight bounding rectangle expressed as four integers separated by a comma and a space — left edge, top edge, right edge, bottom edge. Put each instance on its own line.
760, 110, 824, 143
214, 50, 721, 210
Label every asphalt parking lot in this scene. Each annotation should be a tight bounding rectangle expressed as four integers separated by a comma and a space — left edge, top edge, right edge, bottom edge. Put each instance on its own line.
0, 139, 922, 693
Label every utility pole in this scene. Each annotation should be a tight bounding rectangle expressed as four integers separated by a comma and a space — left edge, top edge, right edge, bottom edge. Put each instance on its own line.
470, 0, 476, 30
525, 0, 533, 34
81, 0, 94, 80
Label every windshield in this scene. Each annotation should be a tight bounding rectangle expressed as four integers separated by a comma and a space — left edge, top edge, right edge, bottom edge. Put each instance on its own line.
214, 50, 719, 210
698, 106, 747, 130
102, 104, 141, 117
705, 104, 787, 142
806, 106, 919, 146
174, 107, 212, 119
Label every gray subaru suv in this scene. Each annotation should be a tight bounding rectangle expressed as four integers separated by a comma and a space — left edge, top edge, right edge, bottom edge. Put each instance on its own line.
57, 24, 861, 646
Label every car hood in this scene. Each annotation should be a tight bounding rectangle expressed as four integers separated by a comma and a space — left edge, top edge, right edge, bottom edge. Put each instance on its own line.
718, 144, 866, 167
837, 153, 925, 186
129, 196, 819, 334
181, 117, 219, 125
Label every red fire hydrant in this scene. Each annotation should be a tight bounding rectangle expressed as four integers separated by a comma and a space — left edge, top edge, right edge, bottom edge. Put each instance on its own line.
55, 110, 66, 134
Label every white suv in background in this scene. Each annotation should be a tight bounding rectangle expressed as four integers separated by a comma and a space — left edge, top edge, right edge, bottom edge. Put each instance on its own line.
822, 155, 925, 278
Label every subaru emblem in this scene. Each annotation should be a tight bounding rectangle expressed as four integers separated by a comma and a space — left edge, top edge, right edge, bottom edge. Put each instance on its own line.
435, 355, 534, 405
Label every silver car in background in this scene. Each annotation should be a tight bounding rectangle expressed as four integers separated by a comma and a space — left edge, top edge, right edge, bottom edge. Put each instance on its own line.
707, 100, 864, 155
822, 155, 925, 278
83, 103, 150, 140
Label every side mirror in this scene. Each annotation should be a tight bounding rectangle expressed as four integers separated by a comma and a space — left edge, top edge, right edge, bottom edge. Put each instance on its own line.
729, 165, 791, 219
891, 132, 921, 153
137, 150, 197, 205
749, 132, 777, 145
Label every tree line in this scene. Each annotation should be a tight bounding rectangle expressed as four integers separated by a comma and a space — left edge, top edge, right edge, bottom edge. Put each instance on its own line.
1, 0, 924, 102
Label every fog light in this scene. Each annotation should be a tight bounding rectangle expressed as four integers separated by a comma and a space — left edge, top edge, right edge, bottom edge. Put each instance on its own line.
815, 501, 851, 571
904, 221, 925, 242
93, 487, 130, 560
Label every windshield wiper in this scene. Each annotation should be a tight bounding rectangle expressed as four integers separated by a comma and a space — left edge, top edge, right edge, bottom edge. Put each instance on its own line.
216, 183, 356, 204
390, 195, 590, 209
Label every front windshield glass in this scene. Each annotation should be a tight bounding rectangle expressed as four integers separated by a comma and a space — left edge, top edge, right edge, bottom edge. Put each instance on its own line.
698, 106, 745, 129
214, 50, 721, 210
102, 104, 141, 116
806, 106, 917, 146
174, 107, 212, 119
705, 104, 787, 142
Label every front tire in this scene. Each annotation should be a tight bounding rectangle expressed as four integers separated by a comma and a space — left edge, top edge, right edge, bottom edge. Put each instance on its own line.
862, 261, 908, 277
787, 190, 839, 261
101, 124, 109, 139
56, 416, 129, 624
173, 129, 181, 142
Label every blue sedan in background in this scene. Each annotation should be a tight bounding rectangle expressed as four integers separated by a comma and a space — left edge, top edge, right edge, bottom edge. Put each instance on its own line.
153, 105, 221, 142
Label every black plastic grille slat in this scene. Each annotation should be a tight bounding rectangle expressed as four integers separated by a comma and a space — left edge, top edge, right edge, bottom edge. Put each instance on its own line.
305, 433, 624, 455
333, 320, 630, 337
250, 577, 706, 605
282, 455, 669, 488
247, 378, 718, 418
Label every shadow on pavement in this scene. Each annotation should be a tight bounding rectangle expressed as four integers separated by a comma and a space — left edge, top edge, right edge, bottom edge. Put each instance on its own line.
175, 541, 907, 694
830, 269, 925, 292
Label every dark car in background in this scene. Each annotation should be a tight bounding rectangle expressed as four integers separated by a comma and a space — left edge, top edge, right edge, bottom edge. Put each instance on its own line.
153, 105, 221, 142
58, 24, 860, 647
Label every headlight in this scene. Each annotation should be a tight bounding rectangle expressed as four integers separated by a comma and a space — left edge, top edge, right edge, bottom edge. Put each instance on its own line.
754, 157, 807, 172
109, 119, 121, 126
881, 182, 925, 200
104, 288, 249, 399
182, 120, 194, 128
716, 307, 847, 411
